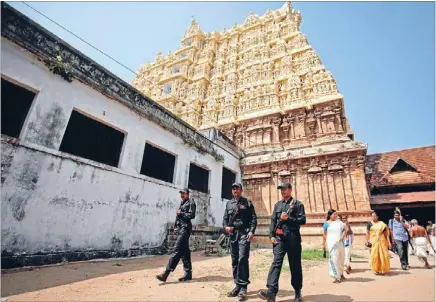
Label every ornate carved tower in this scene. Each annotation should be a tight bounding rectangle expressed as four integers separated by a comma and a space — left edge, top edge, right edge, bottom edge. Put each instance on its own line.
133, 2, 372, 245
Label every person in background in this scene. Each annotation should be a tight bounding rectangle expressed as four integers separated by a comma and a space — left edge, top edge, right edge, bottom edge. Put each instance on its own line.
409, 219, 433, 269
388, 210, 410, 270
366, 211, 391, 275
323, 210, 346, 283
426, 221, 435, 255
341, 215, 354, 274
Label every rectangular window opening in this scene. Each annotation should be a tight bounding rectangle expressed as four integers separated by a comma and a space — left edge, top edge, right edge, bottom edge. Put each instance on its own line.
221, 167, 236, 200
188, 163, 209, 194
59, 110, 124, 167
140, 143, 176, 183
1, 78, 36, 138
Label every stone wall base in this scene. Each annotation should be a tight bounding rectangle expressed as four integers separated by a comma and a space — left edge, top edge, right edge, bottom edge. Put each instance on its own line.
1, 245, 167, 270
166, 225, 224, 252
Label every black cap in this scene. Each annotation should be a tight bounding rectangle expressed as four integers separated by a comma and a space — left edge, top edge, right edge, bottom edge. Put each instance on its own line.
232, 182, 243, 189
179, 188, 190, 194
277, 182, 292, 189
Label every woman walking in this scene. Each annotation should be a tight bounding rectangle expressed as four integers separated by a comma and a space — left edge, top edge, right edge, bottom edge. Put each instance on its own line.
341, 215, 354, 274
322, 209, 347, 283
366, 211, 391, 275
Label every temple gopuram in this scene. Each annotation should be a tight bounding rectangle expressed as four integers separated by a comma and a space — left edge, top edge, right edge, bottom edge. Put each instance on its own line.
133, 2, 372, 245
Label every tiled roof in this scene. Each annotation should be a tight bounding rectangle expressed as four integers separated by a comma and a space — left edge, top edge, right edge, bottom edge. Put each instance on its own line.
370, 191, 435, 205
366, 145, 435, 187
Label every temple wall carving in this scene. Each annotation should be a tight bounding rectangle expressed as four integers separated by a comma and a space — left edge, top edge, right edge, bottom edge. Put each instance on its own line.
242, 152, 370, 216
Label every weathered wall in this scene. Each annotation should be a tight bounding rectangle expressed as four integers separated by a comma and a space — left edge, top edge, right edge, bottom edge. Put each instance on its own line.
1, 38, 241, 267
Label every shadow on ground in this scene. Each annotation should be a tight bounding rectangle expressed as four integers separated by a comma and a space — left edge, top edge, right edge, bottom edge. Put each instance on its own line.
245, 290, 295, 301
1, 251, 219, 297
160, 275, 233, 285
343, 277, 374, 282
297, 294, 353, 302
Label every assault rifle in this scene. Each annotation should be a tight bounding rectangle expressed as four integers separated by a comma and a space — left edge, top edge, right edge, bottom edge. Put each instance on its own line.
226, 204, 240, 235
274, 199, 296, 235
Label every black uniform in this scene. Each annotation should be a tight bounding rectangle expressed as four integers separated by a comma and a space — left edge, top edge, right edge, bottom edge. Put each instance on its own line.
223, 196, 257, 288
166, 198, 196, 274
266, 197, 306, 295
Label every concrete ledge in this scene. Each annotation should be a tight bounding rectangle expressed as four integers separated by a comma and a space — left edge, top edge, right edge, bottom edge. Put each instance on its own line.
1, 245, 167, 270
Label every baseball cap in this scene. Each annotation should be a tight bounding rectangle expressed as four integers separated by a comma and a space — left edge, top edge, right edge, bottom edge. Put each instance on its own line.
277, 182, 292, 189
231, 182, 243, 189
179, 188, 190, 194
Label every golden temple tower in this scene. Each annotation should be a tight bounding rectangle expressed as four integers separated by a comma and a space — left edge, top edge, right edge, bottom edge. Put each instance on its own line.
133, 2, 371, 245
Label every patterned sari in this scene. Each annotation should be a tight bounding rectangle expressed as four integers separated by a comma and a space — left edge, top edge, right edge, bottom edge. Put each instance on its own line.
369, 221, 391, 274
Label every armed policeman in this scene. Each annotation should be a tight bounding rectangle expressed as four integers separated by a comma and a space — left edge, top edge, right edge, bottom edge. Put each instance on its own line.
258, 182, 306, 302
223, 182, 257, 301
156, 188, 196, 282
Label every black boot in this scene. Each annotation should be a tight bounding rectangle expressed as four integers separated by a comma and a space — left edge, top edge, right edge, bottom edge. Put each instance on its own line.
156, 270, 170, 282
258, 289, 276, 302
178, 271, 192, 282
227, 286, 241, 297
295, 290, 302, 302
238, 287, 247, 301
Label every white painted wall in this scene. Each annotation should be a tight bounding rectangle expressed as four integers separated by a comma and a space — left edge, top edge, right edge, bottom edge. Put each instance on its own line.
1, 38, 241, 255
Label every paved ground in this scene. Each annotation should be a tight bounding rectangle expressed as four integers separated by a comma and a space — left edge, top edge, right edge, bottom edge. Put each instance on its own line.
1, 249, 434, 301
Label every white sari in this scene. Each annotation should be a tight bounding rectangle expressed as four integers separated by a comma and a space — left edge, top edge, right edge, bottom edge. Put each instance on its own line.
324, 220, 345, 280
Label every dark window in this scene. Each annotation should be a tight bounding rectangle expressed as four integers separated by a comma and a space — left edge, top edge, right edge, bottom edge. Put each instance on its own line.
1, 78, 35, 138
140, 143, 175, 183
221, 167, 236, 200
188, 163, 209, 194
59, 110, 124, 167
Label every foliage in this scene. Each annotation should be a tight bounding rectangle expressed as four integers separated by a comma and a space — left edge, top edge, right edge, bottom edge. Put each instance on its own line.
44, 55, 73, 82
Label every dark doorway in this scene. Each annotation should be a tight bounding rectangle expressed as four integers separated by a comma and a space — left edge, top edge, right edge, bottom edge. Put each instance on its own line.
188, 163, 209, 194
221, 167, 236, 200
59, 110, 125, 167
140, 143, 176, 183
1, 78, 35, 138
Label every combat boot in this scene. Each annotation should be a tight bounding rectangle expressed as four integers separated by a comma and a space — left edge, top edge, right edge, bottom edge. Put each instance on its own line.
294, 290, 302, 302
227, 286, 241, 297
238, 287, 247, 301
156, 270, 170, 282
258, 289, 276, 302
178, 271, 192, 282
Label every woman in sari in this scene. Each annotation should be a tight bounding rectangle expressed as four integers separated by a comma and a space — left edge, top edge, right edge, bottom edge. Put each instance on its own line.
366, 211, 391, 275
341, 215, 354, 274
323, 209, 347, 283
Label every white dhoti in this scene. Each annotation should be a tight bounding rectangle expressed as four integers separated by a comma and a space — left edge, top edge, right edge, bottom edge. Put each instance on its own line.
413, 237, 428, 262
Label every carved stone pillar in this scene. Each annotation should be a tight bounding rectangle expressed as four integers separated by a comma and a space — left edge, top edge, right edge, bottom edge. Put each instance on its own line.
314, 108, 323, 135
246, 131, 252, 147
257, 130, 263, 145
289, 114, 296, 140
296, 110, 306, 139
327, 116, 336, 133
306, 113, 316, 139
334, 108, 344, 133
263, 128, 272, 145
272, 118, 281, 144
280, 117, 290, 144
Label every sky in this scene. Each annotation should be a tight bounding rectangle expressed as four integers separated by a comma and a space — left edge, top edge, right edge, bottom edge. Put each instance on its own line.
7, 1, 435, 154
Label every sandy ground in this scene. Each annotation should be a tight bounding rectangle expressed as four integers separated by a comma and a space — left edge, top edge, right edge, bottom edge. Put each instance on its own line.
1, 249, 435, 301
